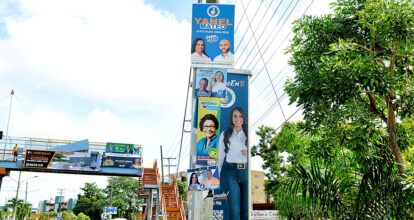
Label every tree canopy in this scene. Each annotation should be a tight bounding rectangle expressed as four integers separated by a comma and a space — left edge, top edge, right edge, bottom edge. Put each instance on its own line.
73, 177, 142, 219
286, 0, 414, 173
253, 0, 414, 218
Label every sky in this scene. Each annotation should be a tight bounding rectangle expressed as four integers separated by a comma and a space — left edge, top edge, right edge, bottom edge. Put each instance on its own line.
0, 0, 335, 208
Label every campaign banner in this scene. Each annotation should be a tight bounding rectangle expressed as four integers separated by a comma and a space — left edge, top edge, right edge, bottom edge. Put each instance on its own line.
49, 152, 101, 171
195, 69, 228, 98
197, 97, 221, 165
24, 150, 55, 169
101, 156, 141, 169
106, 143, 139, 155
188, 166, 220, 191
216, 73, 249, 220
191, 4, 235, 68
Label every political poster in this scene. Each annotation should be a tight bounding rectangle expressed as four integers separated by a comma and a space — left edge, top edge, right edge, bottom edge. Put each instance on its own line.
187, 166, 220, 191
101, 156, 141, 169
191, 4, 235, 68
195, 69, 228, 98
197, 97, 221, 165
215, 73, 249, 220
106, 143, 139, 155
49, 152, 101, 171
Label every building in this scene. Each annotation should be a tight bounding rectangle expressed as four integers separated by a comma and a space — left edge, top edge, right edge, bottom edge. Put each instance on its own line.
37, 196, 77, 213
251, 170, 267, 204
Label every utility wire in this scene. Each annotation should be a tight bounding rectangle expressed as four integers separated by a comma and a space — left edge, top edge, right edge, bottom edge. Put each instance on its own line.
234, 0, 253, 34
242, 0, 300, 70
240, 0, 287, 121
247, 0, 314, 72
234, 0, 265, 53
235, 0, 285, 65
176, 67, 193, 176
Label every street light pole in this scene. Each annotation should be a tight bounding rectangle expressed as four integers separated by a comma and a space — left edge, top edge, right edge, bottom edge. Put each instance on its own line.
10, 173, 38, 220
12, 171, 21, 220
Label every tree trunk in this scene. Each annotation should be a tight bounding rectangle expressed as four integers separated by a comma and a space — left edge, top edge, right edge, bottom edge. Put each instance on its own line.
387, 96, 405, 174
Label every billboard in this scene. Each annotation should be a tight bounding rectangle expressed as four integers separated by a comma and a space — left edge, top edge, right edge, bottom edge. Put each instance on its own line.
191, 4, 235, 68
24, 150, 55, 169
106, 143, 139, 155
197, 97, 221, 165
195, 69, 228, 98
49, 152, 101, 171
187, 166, 220, 191
101, 156, 141, 169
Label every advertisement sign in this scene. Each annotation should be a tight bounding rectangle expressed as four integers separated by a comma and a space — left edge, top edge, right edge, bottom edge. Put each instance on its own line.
197, 97, 221, 165
24, 150, 55, 169
106, 143, 139, 155
187, 166, 220, 191
49, 152, 101, 171
103, 206, 117, 214
191, 4, 235, 68
251, 211, 278, 220
195, 69, 228, 98
215, 73, 249, 220
101, 156, 141, 169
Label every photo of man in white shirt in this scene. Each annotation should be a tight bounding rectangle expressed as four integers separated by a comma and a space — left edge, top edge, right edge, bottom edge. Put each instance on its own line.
214, 39, 234, 62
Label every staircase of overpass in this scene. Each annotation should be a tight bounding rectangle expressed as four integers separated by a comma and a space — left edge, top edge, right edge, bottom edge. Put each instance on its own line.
138, 160, 186, 220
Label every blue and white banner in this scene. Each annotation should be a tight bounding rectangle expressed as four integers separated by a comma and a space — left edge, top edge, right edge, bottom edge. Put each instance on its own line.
191, 4, 235, 68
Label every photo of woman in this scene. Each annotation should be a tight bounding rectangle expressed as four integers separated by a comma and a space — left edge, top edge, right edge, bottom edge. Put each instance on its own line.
197, 114, 219, 165
191, 38, 211, 61
207, 70, 227, 98
188, 172, 200, 191
218, 106, 248, 220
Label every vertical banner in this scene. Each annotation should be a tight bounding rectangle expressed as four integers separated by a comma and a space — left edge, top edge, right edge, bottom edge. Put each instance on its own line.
214, 73, 249, 220
191, 4, 235, 68
195, 69, 228, 98
196, 97, 221, 165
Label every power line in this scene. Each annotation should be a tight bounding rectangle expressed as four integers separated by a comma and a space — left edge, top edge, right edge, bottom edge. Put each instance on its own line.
242, 0, 300, 70
240, 0, 287, 121
234, 0, 266, 53
235, 0, 284, 65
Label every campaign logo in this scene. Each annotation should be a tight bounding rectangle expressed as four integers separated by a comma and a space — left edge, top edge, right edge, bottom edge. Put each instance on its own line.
206, 35, 219, 43
221, 88, 236, 108
207, 5, 220, 17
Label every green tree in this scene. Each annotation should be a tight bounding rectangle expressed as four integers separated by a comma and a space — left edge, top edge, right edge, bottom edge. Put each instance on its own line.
76, 212, 91, 220
286, 0, 414, 174
39, 212, 51, 220
61, 211, 78, 220
104, 177, 142, 218
6, 198, 32, 220
73, 182, 104, 220
176, 179, 188, 200
253, 122, 414, 218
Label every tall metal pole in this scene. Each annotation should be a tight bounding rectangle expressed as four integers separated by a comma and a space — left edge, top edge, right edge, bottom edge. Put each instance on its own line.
12, 171, 21, 220
3, 89, 14, 160
160, 146, 164, 184
25, 181, 28, 203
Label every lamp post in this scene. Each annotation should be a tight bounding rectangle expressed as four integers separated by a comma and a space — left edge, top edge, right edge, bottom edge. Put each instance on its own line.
11, 173, 38, 220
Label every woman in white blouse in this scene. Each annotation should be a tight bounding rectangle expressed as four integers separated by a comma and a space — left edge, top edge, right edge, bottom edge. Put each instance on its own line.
218, 106, 248, 220
207, 70, 227, 98
191, 38, 211, 61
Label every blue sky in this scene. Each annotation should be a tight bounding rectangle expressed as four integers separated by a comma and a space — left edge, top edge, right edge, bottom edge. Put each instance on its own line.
0, 0, 335, 208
